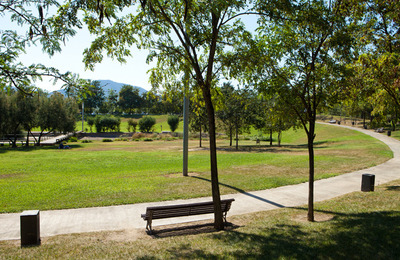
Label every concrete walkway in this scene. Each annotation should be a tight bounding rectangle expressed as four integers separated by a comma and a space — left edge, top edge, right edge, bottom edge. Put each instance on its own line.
1, 124, 399, 241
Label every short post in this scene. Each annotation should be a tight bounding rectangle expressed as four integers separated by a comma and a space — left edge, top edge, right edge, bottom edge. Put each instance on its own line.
387, 130, 391, 136
20, 210, 40, 247
361, 174, 375, 192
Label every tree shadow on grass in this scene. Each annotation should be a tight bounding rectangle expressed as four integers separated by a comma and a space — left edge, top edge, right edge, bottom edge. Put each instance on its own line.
149, 222, 239, 239
161, 208, 400, 259
217, 141, 330, 153
0, 144, 83, 153
386, 186, 400, 191
191, 176, 285, 208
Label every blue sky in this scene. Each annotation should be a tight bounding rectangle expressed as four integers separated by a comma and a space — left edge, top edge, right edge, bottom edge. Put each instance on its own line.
2, 6, 258, 92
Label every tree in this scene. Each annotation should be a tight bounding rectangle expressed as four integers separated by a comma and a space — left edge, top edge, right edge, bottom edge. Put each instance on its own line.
118, 85, 143, 115
36, 92, 78, 145
167, 115, 180, 132
236, 0, 356, 221
216, 83, 252, 150
62, 0, 253, 230
350, 0, 400, 129
80, 80, 105, 114
139, 116, 156, 133
189, 95, 208, 148
0, 1, 81, 94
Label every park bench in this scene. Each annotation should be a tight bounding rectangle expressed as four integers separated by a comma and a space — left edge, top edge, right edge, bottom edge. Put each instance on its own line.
141, 198, 235, 234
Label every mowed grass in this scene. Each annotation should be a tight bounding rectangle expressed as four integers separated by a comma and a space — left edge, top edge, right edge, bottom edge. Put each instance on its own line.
1, 179, 399, 259
0, 124, 392, 213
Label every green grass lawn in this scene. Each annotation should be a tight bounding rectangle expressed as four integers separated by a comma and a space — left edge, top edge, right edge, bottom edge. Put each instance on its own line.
1, 179, 398, 259
0, 124, 392, 213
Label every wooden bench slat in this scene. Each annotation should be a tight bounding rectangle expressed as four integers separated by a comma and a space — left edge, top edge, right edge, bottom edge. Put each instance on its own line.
141, 199, 235, 233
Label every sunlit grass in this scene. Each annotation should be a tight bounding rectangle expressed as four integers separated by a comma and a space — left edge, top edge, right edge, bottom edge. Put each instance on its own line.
0, 124, 392, 213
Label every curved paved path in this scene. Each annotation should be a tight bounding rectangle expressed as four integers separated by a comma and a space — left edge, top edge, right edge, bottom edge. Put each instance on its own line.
1, 124, 399, 241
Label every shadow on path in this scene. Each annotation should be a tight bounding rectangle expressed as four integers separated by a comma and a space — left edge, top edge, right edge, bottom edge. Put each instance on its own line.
191, 176, 285, 208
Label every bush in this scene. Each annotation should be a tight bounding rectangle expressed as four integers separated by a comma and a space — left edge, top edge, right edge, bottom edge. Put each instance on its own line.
167, 115, 180, 132
81, 140, 92, 143
138, 116, 156, 132
87, 117, 95, 132
102, 138, 113, 142
127, 119, 138, 132
68, 136, 78, 142
95, 115, 121, 132
143, 138, 153, 142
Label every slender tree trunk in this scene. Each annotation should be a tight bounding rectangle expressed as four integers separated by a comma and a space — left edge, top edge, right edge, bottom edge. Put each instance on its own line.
270, 129, 273, 146
229, 127, 233, 147
278, 130, 282, 147
203, 86, 223, 230
25, 130, 30, 147
307, 121, 316, 222
235, 126, 239, 151
199, 124, 202, 148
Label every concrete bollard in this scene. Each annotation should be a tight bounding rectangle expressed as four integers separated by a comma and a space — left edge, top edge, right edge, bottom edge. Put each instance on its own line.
20, 210, 41, 247
361, 174, 375, 192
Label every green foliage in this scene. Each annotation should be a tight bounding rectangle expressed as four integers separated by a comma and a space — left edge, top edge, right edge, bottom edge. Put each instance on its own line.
81, 140, 92, 143
167, 115, 180, 132
138, 116, 156, 132
86, 117, 95, 132
68, 136, 78, 142
102, 138, 113, 142
127, 118, 138, 132
0, 1, 81, 94
94, 115, 121, 132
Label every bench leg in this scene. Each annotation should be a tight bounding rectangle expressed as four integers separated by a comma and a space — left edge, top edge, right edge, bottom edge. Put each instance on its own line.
146, 220, 153, 234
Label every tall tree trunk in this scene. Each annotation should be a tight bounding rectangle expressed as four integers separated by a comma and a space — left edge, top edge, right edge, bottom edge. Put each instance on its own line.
203, 86, 223, 230
229, 127, 233, 147
278, 130, 282, 147
307, 121, 316, 222
235, 126, 239, 151
199, 124, 202, 148
270, 129, 273, 146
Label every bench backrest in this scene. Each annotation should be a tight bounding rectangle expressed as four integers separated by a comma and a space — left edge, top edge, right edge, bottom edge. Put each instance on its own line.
145, 199, 234, 220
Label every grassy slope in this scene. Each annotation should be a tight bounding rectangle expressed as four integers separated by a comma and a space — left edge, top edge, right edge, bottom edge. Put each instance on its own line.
0, 124, 392, 213
0, 179, 399, 259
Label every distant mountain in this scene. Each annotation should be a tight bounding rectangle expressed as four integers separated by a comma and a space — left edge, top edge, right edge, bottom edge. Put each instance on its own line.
52, 79, 147, 96
97, 80, 147, 95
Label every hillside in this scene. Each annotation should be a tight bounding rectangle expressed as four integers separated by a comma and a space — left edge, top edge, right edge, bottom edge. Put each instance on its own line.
52, 79, 147, 96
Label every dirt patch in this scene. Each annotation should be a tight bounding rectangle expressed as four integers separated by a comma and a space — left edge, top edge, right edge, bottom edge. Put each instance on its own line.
292, 212, 334, 223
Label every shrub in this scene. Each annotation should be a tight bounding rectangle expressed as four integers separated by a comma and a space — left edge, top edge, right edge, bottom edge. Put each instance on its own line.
81, 140, 92, 143
143, 138, 153, 141
138, 116, 156, 132
102, 138, 113, 142
114, 138, 128, 141
68, 136, 78, 142
87, 117, 95, 132
95, 115, 121, 132
167, 115, 180, 132
127, 119, 138, 132
131, 132, 145, 139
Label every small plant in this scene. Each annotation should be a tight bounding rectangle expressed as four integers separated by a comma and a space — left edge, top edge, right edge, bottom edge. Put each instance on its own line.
132, 132, 145, 139
114, 138, 128, 141
102, 138, 113, 142
81, 140, 92, 143
69, 136, 78, 142
143, 138, 153, 142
